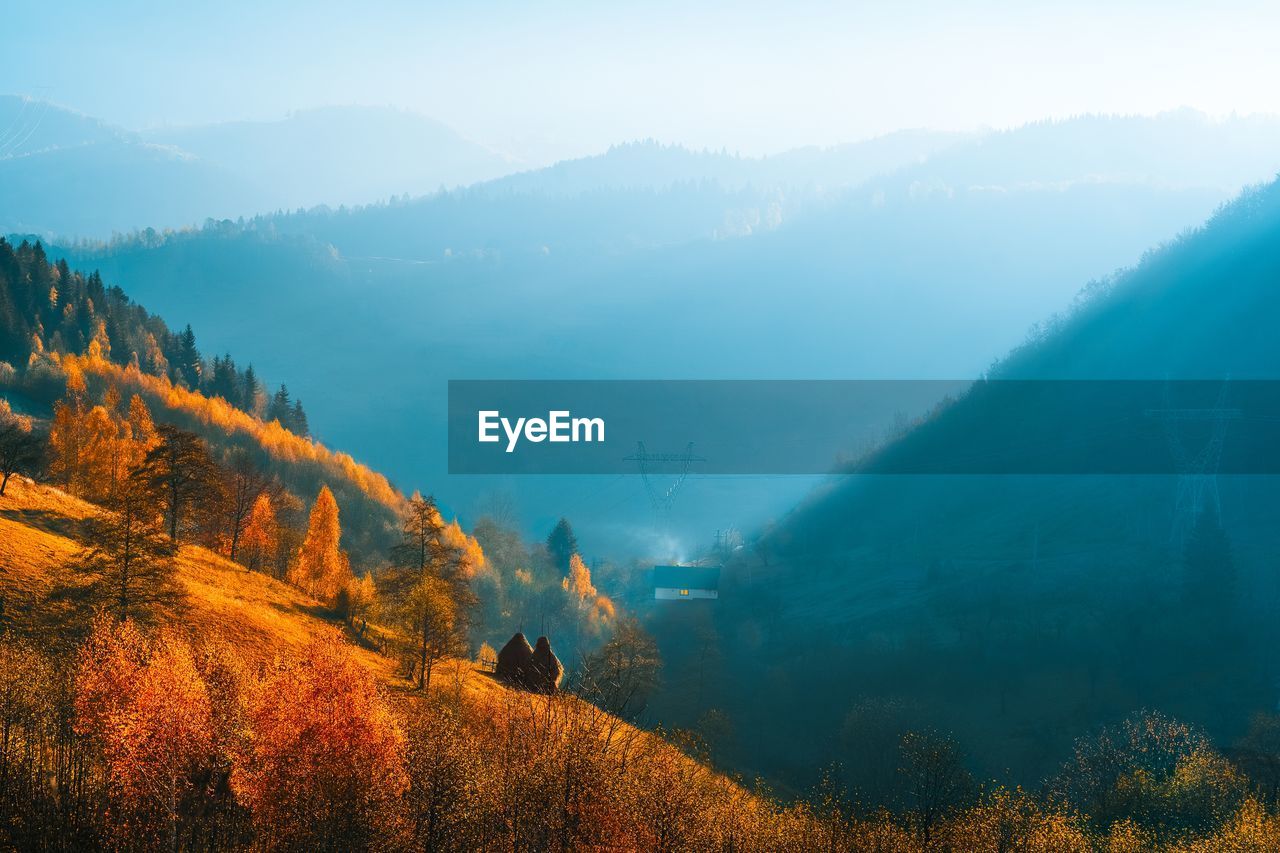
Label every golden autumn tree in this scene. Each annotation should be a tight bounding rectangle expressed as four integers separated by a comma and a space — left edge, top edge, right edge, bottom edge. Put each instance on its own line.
193, 641, 250, 823
442, 518, 487, 580
289, 485, 352, 604
81, 404, 121, 503
48, 399, 118, 500
74, 616, 147, 740
106, 636, 215, 849
383, 492, 473, 688
46, 397, 82, 489
47, 377, 158, 505
239, 491, 279, 573
48, 364, 92, 495
562, 553, 615, 644
404, 573, 458, 689
125, 393, 158, 466
75, 618, 216, 850
562, 553, 597, 603
234, 634, 407, 849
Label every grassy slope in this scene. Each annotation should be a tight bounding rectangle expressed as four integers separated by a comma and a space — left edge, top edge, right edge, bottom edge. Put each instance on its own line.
2, 477, 413, 682
0, 475, 673, 754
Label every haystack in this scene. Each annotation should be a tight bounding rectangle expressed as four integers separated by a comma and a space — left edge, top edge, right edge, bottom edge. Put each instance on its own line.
529, 636, 564, 694
496, 632, 534, 685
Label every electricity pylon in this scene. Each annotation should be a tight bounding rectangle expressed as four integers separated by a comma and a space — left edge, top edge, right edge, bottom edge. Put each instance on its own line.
624, 442, 706, 514
1145, 382, 1241, 547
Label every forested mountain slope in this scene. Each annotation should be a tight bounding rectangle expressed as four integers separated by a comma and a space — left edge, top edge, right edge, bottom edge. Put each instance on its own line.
675, 172, 1280, 795
0, 237, 402, 559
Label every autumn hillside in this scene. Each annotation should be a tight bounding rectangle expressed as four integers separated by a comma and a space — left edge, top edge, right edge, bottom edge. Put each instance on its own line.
0, 475, 382, 666
0, 237, 403, 561
0, 475, 850, 850
0, 474, 539, 702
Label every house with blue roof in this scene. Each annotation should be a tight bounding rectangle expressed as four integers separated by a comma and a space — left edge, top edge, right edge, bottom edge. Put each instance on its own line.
653, 565, 720, 600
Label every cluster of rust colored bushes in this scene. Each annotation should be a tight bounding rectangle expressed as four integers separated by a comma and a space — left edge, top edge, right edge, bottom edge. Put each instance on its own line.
4, 611, 1280, 850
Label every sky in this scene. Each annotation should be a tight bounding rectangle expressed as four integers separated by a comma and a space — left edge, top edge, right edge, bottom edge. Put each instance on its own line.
4, 0, 1280, 162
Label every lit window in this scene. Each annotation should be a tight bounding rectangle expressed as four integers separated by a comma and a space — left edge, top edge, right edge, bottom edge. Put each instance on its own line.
680, 589, 689, 596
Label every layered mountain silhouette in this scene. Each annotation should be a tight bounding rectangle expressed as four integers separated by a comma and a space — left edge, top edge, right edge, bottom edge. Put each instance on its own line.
26, 112, 1280, 552
0, 97, 513, 236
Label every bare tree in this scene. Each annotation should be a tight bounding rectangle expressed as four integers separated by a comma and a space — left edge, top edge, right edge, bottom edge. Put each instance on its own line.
899, 729, 974, 847
220, 449, 276, 561
0, 404, 42, 496
577, 617, 662, 720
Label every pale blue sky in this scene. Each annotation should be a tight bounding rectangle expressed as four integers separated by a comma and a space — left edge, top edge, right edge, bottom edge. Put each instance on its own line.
4, 1, 1279, 159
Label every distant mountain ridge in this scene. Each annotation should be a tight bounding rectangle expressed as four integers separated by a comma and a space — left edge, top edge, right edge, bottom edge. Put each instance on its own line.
10, 97, 1279, 246
143, 105, 516, 211
0, 97, 516, 238
486, 129, 967, 194
0, 95, 123, 156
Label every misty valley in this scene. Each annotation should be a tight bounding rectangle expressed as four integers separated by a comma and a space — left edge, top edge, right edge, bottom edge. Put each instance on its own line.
6, 8, 1280, 847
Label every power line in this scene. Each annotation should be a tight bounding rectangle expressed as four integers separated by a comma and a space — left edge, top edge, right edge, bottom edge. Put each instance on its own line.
623, 441, 706, 514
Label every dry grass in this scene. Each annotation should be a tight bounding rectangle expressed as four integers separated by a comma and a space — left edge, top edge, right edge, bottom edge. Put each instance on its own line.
0, 477, 392, 674
0, 478, 569, 703
0, 477, 780, 845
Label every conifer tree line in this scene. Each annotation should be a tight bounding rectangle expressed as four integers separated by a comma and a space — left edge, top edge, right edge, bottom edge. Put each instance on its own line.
0, 239, 412, 558
0, 238, 308, 433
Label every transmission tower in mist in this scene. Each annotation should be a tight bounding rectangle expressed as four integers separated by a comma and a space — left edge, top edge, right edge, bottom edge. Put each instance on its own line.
1145, 382, 1240, 547
624, 441, 706, 514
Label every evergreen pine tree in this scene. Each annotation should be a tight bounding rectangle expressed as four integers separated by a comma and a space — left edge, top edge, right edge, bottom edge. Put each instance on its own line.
135, 425, 220, 543
74, 470, 179, 621
546, 517, 578, 573
267, 385, 292, 426
175, 325, 201, 388
242, 364, 261, 414
290, 400, 309, 437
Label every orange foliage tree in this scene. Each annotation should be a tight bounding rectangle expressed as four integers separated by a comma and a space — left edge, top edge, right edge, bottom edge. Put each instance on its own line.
238, 492, 279, 574
59, 350, 405, 513
74, 617, 215, 849
289, 485, 352, 604
48, 398, 117, 501
383, 493, 477, 687
234, 634, 407, 848
562, 553, 616, 644
47, 373, 160, 505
